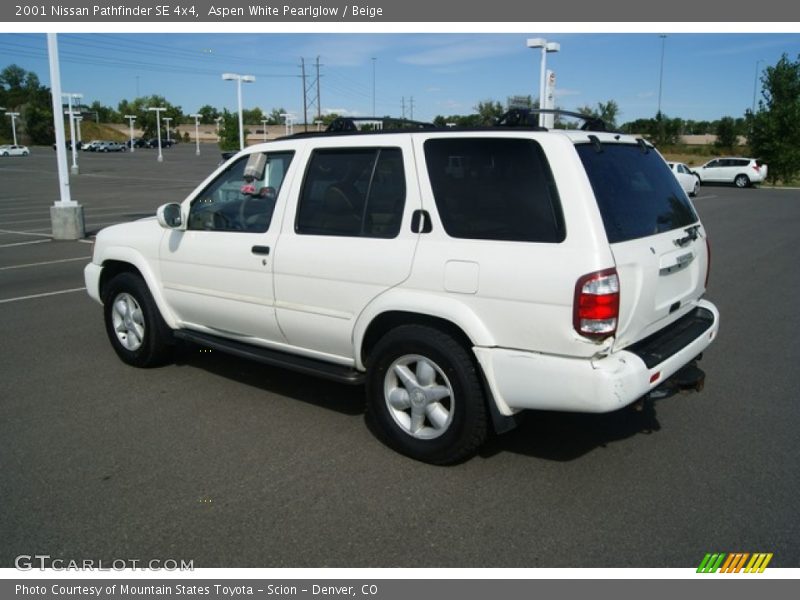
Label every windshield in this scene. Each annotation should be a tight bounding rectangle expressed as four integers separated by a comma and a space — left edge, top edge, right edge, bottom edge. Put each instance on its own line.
576, 143, 698, 244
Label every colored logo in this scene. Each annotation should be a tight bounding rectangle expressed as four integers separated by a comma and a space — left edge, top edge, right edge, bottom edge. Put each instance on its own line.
697, 553, 773, 573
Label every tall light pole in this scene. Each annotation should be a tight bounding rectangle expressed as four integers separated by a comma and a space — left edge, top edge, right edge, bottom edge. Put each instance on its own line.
280, 113, 294, 136
75, 115, 83, 146
261, 118, 269, 142
163, 117, 172, 143
47, 33, 84, 240
527, 38, 560, 127
752, 59, 764, 115
6, 111, 19, 145
371, 57, 376, 116
124, 114, 137, 152
190, 113, 201, 155
62, 92, 81, 175
222, 72, 255, 151
214, 116, 222, 141
147, 106, 166, 162
657, 34, 667, 117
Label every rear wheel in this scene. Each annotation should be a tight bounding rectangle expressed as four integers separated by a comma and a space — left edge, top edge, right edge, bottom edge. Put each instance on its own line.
691, 179, 699, 196
366, 325, 488, 464
734, 174, 750, 188
102, 272, 172, 367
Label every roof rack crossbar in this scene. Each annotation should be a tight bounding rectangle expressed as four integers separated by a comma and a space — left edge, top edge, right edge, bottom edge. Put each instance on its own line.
495, 108, 611, 132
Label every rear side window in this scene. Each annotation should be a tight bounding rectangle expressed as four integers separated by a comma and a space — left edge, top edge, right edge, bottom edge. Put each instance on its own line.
296, 147, 406, 238
576, 143, 698, 244
424, 138, 565, 243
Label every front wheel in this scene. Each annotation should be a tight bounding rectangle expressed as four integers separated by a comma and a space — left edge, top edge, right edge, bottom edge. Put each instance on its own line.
102, 272, 172, 367
734, 174, 750, 188
366, 325, 488, 464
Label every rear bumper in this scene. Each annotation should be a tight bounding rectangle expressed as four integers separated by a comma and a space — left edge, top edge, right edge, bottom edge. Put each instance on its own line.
475, 299, 719, 415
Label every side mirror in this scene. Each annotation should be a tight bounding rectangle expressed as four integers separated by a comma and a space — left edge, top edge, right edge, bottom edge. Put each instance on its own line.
157, 203, 184, 229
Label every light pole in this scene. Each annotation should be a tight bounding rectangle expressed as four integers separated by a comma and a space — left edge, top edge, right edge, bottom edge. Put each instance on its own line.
261, 118, 269, 142
657, 34, 667, 117
6, 111, 19, 145
222, 72, 255, 151
62, 92, 81, 174
371, 57, 376, 116
163, 117, 172, 143
190, 113, 201, 155
526, 38, 560, 127
752, 59, 764, 115
214, 116, 222, 141
124, 114, 137, 152
147, 107, 166, 162
75, 115, 83, 147
280, 113, 294, 136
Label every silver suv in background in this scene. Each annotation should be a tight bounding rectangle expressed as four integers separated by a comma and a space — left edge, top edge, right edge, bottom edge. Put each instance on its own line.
693, 157, 767, 188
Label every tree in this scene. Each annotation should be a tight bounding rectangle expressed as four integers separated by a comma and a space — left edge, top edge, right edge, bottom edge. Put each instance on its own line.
197, 104, 219, 124
88, 100, 120, 123
242, 107, 264, 125
714, 116, 738, 152
0, 64, 53, 145
116, 95, 184, 139
749, 53, 800, 184
473, 99, 504, 125
218, 109, 245, 151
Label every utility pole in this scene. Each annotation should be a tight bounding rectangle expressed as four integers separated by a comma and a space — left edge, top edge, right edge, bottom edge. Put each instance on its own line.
300, 58, 308, 132
401, 97, 406, 119
409, 96, 414, 120
315, 56, 322, 121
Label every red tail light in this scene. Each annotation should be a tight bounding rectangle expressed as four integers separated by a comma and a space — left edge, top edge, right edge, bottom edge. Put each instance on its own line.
573, 268, 620, 340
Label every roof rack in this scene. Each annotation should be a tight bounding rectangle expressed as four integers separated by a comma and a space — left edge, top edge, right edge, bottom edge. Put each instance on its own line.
325, 116, 436, 133
495, 108, 611, 132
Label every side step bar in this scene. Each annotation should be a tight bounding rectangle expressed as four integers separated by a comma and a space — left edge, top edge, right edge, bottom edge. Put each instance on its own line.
173, 330, 365, 385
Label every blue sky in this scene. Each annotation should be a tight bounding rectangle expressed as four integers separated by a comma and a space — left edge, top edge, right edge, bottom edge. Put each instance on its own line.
1, 32, 798, 123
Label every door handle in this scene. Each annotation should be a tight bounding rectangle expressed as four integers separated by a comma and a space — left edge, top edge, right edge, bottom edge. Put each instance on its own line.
251, 245, 270, 255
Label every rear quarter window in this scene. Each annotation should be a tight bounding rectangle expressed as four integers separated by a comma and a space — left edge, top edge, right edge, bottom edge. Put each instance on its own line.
424, 137, 565, 243
576, 143, 699, 244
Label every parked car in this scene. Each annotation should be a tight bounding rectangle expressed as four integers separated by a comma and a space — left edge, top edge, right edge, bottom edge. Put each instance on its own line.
145, 138, 172, 148
668, 162, 700, 196
53, 140, 82, 151
1, 144, 30, 156
96, 141, 126, 152
85, 112, 719, 464
82, 140, 103, 152
693, 157, 767, 188
127, 138, 147, 149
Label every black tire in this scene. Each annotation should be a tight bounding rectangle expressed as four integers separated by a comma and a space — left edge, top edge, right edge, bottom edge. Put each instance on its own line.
734, 174, 750, 188
366, 325, 488, 465
102, 272, 172, 367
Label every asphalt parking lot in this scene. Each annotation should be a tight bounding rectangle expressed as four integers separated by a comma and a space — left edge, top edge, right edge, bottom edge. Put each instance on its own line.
1, 144, 799, 568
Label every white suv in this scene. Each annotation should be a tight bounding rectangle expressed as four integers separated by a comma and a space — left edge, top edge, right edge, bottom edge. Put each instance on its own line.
85, 114, 719, 464
693, 157, 767, 188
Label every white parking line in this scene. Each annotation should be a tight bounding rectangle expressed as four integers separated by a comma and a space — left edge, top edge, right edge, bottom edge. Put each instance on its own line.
0, 239, 52, 248
0, 256, 91, 271
0, 229, 53, 238
0, 287, 86, 304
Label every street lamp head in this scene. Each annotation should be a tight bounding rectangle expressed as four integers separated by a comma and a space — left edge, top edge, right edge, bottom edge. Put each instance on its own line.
241, 75, 255, 83
125, 115, 136, 120
545, 42, 560, 53
527, 38, 547, 48
222, 73, 237, 81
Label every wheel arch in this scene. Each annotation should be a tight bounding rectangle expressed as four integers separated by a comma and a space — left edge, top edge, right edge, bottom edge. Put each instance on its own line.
97, 248, 178, 329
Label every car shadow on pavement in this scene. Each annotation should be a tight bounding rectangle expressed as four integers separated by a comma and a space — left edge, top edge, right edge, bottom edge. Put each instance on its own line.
171, 340, 684, 462
172, 340, 365, 416
479, 394, 667, 461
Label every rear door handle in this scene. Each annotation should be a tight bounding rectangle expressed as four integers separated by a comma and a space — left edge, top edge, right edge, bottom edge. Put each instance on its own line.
251, 245, 270, 255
